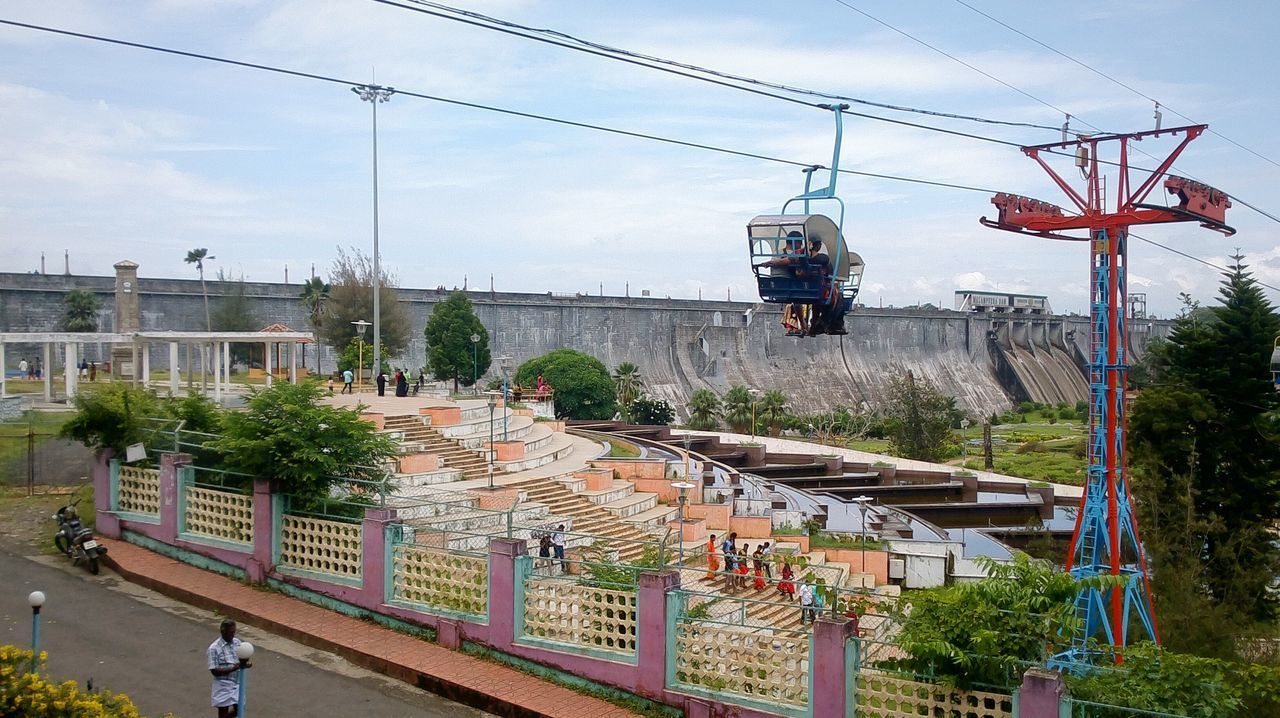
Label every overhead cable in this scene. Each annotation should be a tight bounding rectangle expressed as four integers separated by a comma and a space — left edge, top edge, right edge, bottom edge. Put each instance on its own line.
372, 0, 1064, 132
949, 0, 1280, 170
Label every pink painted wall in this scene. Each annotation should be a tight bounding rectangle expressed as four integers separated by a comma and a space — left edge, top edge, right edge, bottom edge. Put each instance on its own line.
821, 548, 890, 585
687, 502, 730, 530
487, 440, 525, 461
575, 468, 613, 491
360, 412, 386, 430
419, 406, 461, 426
397, 453, 440, 474
591, 458, 667, 479
728, 515, 772, 538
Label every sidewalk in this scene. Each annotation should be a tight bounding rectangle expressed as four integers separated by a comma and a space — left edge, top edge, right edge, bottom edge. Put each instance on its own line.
100, 538, 642, 718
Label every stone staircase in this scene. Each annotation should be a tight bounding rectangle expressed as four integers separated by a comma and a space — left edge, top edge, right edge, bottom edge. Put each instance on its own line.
680, 549, 857, 632
383, 414, 495, 483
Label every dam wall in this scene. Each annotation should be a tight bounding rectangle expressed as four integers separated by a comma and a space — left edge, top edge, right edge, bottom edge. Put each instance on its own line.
0, 269, 1171, 417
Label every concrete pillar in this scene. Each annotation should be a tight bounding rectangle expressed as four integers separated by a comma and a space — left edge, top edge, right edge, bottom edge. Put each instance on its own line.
637, 571, 681, 699
811, 617, 858, 718
288, 341, 297, 384
157, 452, 192, 545
42, 342, 52, 401
64, 341, 78, 399
488, 537, 528, 651
264, 341, 272, 387
91, 449, 121, 539
186, 344, 193, 391
169, 342, 179, 395
140, 342, 150, 388
131, 341, 139, 387
222, 341, 230, 395
1, 341, 7, 397
246, 478, 275, 583
213, 342, 222, 404
1018, 668, 1067, 718
360, 508, 397, 606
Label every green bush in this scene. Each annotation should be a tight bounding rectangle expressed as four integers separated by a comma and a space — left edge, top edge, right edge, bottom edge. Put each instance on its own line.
0, 645, 150, 717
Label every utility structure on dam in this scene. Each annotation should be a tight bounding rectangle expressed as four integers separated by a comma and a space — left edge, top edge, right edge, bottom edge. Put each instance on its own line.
0, 263, 1169, 416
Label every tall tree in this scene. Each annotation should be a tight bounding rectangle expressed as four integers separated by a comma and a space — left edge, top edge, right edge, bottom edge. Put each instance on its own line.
515, 349, 616, 420
184, 247, 214, 331
424, 290, 489, 392
61, 289, 100, 332
756, 389, 790, 437
884, 370, 957, 462
721, 385, 755, 434
686, 388, 721, 431
317, 247, 410, 358
613, 362, 644, 421
1130, 255, 1280, 623
299, 276, 331, 373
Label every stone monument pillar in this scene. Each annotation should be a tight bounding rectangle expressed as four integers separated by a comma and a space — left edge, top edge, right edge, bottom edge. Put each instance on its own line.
111, 260, 140, 379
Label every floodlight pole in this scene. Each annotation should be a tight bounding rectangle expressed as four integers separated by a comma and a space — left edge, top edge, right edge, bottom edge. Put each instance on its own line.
352, 83, 394, 380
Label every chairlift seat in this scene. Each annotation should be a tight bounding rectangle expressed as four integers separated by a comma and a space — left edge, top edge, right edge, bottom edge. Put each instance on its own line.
748, 214, 847, 305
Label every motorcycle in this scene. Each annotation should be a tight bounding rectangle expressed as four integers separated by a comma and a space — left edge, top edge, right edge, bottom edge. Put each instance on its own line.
53, 497, 106, 575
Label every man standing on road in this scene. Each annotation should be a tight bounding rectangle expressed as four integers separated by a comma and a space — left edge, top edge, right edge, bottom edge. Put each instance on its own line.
208, 618, 250, 718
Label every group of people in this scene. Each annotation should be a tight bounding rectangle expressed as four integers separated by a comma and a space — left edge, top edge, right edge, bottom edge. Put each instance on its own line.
332, 368, 426, 396
16, 357, 43, 380
536, 524, 567, 571
706, 532, 840, 625
760, 231, 849, 337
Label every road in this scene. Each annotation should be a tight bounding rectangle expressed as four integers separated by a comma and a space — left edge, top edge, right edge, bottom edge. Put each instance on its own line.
0, 547, 492, 718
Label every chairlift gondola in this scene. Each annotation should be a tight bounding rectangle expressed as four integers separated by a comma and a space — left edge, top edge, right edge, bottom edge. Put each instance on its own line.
748, 104, 864, 336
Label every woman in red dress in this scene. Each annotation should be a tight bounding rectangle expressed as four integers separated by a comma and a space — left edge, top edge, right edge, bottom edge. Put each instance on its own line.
778, 562, 796, 601
752, 547, 767, 590
705, 534, 719, 580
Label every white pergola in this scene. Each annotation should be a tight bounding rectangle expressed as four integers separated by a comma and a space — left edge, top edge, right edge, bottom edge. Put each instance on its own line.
0, 330, 313, 402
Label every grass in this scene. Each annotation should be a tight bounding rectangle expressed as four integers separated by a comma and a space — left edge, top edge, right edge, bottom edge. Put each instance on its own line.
809, 533, 884, 550
0, 411, 72, 471
606, 440, 641, 458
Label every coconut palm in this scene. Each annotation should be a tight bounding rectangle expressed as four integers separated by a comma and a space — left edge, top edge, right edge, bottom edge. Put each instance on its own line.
613, 362, 644, 421
184, 248, 214, 331
722, 385, 755, 434
300, 276, 331, 373
756, 389, 790, 437
687, 388, 721, 431
61, 289, 100, 332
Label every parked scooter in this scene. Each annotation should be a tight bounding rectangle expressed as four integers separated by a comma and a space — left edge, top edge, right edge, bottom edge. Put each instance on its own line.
53, 497, 105, 575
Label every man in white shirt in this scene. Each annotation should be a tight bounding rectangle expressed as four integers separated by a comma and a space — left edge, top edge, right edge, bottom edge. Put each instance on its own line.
552, 524, 566, 570
798, 582, 816, 626
207, 618, 250, 717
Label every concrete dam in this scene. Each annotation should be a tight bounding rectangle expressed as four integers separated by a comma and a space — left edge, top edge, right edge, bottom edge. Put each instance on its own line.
0, 267, 1170, 416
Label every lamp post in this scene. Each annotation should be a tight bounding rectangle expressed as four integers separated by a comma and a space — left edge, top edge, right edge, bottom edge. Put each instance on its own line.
852, 495, 873, 580
495, 356, 512, 441
27, 591, 44, 673
960, 418, 971, 469
351, 83, 394, 381
470, 333, 480, 394
352, 320, 370, 390
235, 641, 255, 717
671, 481, 696, 565
486, 393, 497, 490
748, 388, 761, 443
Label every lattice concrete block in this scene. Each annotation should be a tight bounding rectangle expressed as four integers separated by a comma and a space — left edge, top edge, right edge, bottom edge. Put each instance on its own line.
279, 515, 363, 580
118, 466, 161, 515
856, 672, 1012, 718
674, 622, 809, 708
184, 486, 252, 545
522, 580, 638, 655
391, 544, 488, 616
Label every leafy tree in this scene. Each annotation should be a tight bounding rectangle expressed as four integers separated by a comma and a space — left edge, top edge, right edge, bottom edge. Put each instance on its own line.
317, 247, 411, 357
721, 385, 754, 434
686, 388, 721, 431
61, 289, 99, 332
882, 554, 1110, 690
299, 276, 331, 372
1130, 256, 1280, 623
628, 396, 674, 425
515, 349, 615, 420
756, 389, 790, 437
338, 338, 391, 378
211, 382, 397, 506
1128, 336, 1171, 390
209, 271, 259, 366
884, 370, 958, 462
424, 290, 489, 392
613, 362, 644, 421
184, 247, 214, 331
60, 384, 163, 455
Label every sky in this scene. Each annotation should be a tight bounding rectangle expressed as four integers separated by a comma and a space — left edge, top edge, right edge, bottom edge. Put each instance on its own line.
1, 0, 1278, 318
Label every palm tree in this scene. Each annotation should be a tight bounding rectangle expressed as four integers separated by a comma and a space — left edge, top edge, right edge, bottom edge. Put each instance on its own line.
184, 248, 214, 331
687, 388, 722, 431
722, 385, 755, 434
61, 289, 100, 332
757, 389, 790, 437
613, 362, 644, 421
300, 276, 331, 374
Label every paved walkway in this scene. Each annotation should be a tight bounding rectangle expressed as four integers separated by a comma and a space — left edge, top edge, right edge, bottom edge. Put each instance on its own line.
100, 538, 643, 718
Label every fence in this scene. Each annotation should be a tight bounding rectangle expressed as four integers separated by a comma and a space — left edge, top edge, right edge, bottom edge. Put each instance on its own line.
179, 467, 253, 546
0, 418, 92, 495
853, 670, 1014, 718
389, 535, 489, 619
117, 465, 161, 516
278, 513, 364, 582
519, 555, 639, 659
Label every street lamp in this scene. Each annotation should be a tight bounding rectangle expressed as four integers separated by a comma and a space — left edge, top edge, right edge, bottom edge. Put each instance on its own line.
351, 83, 394, 381
671, 481, 696, 565
748, 388, 761, 443
852, 495, 874, 588
235, 641, 255, 717
495, 356, 512, 441
352, 320, 370, 390
470, 333, 481, 394
486, 393, 497, 490
960, 418, 971, 469
27, 590, 44, 673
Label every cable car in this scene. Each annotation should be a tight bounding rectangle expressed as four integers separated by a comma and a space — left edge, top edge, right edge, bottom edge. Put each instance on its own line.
1271, 336, 1280, 391
748, 104, 864, 336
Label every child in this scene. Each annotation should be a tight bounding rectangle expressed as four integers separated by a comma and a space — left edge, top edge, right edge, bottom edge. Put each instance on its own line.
735, 545, 751, 590
778, 562, 796, 601
752, 546, 767, 590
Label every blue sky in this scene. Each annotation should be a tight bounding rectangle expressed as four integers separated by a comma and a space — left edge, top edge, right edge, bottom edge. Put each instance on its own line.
2, 0, 1277, 317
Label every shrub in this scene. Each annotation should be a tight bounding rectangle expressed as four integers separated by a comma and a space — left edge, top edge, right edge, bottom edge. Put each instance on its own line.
0, 645, 146, 717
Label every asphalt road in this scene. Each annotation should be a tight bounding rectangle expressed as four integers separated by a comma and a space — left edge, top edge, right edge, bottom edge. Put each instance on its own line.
0, 548, 492, 718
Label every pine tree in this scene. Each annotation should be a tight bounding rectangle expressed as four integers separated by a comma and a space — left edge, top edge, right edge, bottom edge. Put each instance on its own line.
1130, 255, 1280, 623
424, 291, 489, 393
